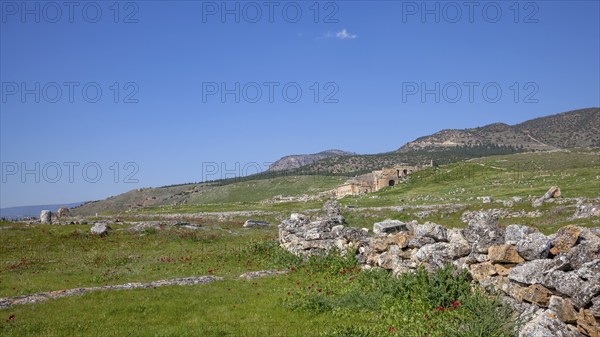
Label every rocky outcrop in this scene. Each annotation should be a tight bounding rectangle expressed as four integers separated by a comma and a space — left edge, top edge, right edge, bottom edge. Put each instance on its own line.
279, 206, 600, 336
40, 210, 52, 224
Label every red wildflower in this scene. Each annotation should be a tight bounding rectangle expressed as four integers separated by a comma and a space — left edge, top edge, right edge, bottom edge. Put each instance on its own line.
7, 314, 15, 322
318, 289, 322, 292
287, 292, 291, 296
389, 326, 395, 332
424, 313, 429, 319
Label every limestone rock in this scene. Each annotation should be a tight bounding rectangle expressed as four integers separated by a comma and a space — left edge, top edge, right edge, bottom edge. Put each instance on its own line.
519, 310, 583, 337
532, 186, 561, 208
488, 244, 525, 264
91, 223, 111, 236
373, 219, 407, 235
56, 207, 70, 218
551, 226, 582, 255
542, 270, 584, 299
463, 211, 505, 253
572, 202, 600, 220
577, 308, 600, 337
549, 296, 578, 324
506, 224, 536, 245
566, 240, 600, 270
470, 262, 498, 281
323, 200, 344, 224
571, 276, 600, 309
413, 221, 448, 242
509, 259, 556, 285
517, 232, 552, 261
40, 210, 52, 224
495, 263, 516, 276
407, 234, 436, 249
590, 297, 600, 318
519, 284, 553, 307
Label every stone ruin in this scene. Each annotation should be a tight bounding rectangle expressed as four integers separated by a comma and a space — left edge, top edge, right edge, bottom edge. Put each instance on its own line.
278, 202, 600, 337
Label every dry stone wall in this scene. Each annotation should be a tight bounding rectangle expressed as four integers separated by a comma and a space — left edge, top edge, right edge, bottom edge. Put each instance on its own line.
278, 203, 600, 337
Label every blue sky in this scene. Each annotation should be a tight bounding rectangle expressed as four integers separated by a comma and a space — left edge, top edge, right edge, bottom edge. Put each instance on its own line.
1, 0, 599, 208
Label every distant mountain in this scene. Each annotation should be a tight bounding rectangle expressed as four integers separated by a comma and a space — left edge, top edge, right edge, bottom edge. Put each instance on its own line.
269, 149, 355, 171
398, 108, 599, 153
0, 202, 86, 219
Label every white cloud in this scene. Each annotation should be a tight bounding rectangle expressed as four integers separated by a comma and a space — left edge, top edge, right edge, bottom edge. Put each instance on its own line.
335, 29, 357, 40
320, 29, 358, 40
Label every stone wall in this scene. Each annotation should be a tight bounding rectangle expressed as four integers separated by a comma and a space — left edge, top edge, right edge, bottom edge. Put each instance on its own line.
278, 203, 600, 337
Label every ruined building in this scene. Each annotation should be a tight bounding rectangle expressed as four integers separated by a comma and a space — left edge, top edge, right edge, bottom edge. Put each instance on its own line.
335, 161, 434, 199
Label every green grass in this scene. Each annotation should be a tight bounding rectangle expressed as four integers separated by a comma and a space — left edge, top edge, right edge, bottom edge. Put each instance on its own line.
0, 227, 517, 336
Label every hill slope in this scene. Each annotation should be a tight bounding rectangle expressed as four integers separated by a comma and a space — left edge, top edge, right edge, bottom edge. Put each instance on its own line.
268, 149, 354, 171
398, 108, 599, 152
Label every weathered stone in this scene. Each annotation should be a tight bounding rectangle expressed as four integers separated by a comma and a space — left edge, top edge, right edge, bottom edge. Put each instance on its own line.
413, 221, 448, 242
572, 202, 600, 220
509, 259, 556, 285
517, 232, 552, 261
414, 242, 465, 269
373, 219, 407, 235
519, 310, 583, 337
290, 213, 307, 222
542, 270, 584, 299
56, 207, 70, 218
488, 244, 525, 264
481, 196, 493, 203
386, 232, 411, 249
407, 236, 435, 248
243, 220, 270, 228
463, 211, 505, 253
506, 224, 536, 245
571, 276, 600, 309
551, 225, 582, 255
495, 263, 516, 276
590, 297, 600, 318
341, 227, 369, 242
40, 210, 52, 224
465, 252, 490, 264
566, 240, 600, 270
519, 284, 553, 307
323, 200, 344, 224
532, 186, 561, 208
470, 262, 498, 281
577, 308, 600, 337
549, 296, 578, 324
91, 223, 111, 236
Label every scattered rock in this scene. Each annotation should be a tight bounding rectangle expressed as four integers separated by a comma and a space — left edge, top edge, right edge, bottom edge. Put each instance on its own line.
577, 308, 600, 337
91, 223, 111, 236
533, 186, 561, 208
239, 270, 289, 279
373, 219, 407, 235
243, 220, 271, 228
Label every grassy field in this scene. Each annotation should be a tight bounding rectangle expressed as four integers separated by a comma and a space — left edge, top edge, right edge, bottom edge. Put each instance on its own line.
1, 150, 598, 336
0, 222, 516, 337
